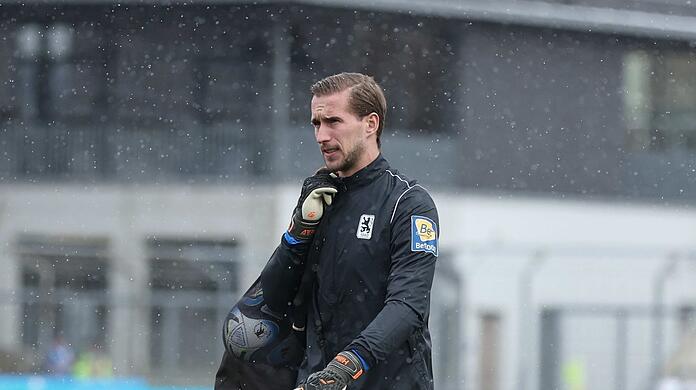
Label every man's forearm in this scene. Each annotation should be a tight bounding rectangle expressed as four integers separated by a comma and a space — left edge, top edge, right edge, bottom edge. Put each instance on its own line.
259, 239, 308, 315
262, 168, 337, 315
346, 299, 424, 368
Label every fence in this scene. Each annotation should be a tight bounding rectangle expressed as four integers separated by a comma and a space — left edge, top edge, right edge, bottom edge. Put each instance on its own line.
1, 256, 463, 388
540, 305, 696, 390
2, 287, 231, 387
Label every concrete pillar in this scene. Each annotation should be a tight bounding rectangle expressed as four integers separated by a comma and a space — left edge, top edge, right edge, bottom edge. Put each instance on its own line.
0, 198, 21, 357
108, 190, 150, 376
271, 14, 292, 179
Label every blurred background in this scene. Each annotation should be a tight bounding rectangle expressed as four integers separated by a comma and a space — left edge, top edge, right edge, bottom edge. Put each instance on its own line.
1, 0, 696, 389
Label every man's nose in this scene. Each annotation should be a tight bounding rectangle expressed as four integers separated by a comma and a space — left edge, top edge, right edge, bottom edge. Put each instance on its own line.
315, 124, 331, 143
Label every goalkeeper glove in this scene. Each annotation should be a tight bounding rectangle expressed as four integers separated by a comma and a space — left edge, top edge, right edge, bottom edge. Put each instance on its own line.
285, 167, 338, 243
294, 350, 365, 390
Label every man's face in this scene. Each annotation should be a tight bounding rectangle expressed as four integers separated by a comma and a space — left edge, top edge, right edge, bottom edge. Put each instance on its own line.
311, 89, 369, 176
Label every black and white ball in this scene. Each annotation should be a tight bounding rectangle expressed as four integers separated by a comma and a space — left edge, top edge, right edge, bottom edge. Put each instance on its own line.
222, 282, 303, 367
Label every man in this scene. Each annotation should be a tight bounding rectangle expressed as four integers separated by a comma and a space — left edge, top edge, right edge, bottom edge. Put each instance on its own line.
215, 72, 439, 390
291, 73, 440, 390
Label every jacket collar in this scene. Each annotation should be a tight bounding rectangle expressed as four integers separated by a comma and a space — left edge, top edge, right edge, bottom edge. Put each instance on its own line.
337, 154, 389, 190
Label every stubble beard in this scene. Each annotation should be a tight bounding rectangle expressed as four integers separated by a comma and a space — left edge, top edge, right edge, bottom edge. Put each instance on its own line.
330, 141, 365, 176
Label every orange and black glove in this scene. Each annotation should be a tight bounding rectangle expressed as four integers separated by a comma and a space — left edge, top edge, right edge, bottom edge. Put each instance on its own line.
294, 351, 365, 390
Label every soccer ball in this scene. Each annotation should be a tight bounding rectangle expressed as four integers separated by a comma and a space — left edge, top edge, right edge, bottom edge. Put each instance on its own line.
222, 282, 304, 367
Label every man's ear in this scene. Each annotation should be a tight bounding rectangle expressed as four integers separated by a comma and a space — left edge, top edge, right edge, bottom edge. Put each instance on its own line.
364, 112, 379, 137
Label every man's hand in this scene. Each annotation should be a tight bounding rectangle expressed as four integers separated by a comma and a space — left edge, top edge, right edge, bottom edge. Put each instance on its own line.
286, 168, 338, 242
294, 351, 364, 390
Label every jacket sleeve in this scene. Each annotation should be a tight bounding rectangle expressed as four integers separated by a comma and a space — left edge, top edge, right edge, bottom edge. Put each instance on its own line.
259, 235, 309, 316
347, 188, 439, 367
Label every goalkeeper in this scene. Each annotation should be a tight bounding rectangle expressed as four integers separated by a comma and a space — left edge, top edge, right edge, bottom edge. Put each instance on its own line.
217, 72, 440, 390
293, 73, 439, 390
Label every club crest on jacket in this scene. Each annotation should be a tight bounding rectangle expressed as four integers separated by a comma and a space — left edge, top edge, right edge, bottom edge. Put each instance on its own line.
356, 214, 375, 240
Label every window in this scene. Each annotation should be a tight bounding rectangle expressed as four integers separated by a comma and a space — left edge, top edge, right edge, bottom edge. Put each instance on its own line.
0, 24, 17, 120
148, 237, 238, 381
13, 23, 108, 124
623, 49, 696, 151
18, 235, 110, 362
354, 18, 457, 135
114, 15, 272, 129
47, 24, 107, 123
14, 24, 42, 121
288, 10, 458, 135
199, 60, 270, 125
114, 35, 197, 127
148, 237, 238, 291
1, 22, 111, 179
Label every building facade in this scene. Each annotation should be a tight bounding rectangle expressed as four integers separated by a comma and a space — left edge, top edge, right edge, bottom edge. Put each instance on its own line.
1, 0, 696, 388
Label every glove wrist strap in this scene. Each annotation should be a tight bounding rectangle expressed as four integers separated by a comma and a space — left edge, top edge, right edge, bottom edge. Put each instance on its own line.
327, 351, 364, 382
287, 213, 319, 242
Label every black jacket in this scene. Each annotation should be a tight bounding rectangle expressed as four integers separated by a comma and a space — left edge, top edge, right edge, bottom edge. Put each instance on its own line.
216, 155, 439, 390
299, 155, 439, 390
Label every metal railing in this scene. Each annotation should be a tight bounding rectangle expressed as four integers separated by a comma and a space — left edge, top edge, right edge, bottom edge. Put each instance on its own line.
539, 305, 696, 390
1, 287, 232, 386
0, 122, 460, 187
0, 122, 263, 183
